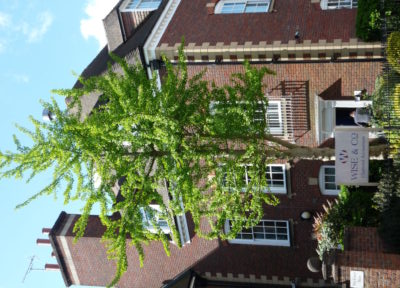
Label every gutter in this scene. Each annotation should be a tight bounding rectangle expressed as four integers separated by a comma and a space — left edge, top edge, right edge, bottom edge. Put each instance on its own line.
143, 0, 182, 88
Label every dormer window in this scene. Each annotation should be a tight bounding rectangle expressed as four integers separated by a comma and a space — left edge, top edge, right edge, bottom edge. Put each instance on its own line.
121, 0, 162, 12
215, 0, 271, 14
320, 0, 358, 10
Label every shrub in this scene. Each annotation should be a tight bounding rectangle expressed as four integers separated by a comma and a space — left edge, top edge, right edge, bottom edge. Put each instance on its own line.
314, 186, 379, 259
379, 197, 400, 252
356, 0, 381, 41
374, 161, 400, 251
387, 32, 400, 74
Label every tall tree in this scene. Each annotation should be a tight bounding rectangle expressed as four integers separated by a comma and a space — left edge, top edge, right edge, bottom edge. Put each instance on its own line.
0, 47, 386, 286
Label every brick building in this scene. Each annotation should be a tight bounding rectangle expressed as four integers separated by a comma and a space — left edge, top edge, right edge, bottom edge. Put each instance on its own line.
45, 0, 400, 287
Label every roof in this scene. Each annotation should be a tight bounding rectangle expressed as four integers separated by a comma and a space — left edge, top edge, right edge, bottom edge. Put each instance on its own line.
69, 0, 169, 118
159, 0, 358, 46
74, 0, 169, 89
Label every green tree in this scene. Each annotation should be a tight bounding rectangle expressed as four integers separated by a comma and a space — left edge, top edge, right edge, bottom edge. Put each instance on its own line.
0, 47, 387, 286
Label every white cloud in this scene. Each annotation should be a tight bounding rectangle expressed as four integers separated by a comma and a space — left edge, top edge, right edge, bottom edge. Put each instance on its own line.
80, 0, 119, 49
23, 11, 54, 43
3, 72, 30, 83
0, 11, 11, 28
12, 73, 30, 83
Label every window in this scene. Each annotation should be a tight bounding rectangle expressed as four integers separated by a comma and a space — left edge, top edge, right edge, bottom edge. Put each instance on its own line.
221, 164, 286, 194
140, 205, 170, 234
210, 100, 283, 135
265, 164, 286, 193
320, 0, 357, 10
215, 0, 271, 14
319, 165, 340, 195
225, 219, 290, 246
263, 101, 283, 135
121, 0, 162, 12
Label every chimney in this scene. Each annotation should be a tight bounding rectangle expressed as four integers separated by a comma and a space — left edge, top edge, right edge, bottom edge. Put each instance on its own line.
36, 239, 51, 246
103, 8, 124, 52
42, 228, 51, 235
45, 264, 60, 271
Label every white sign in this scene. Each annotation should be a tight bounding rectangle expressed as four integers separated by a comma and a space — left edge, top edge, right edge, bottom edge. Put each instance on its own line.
335, 127, 369, 185
350, 270, 364, 288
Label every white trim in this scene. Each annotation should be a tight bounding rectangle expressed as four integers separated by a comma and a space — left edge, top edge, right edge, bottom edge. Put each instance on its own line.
215, 0, 271, 14
317, 99, 373, 143
225, 219, 290, 246
143, 0, 182, 86
179, 200, 191, 244
319, 165, 340, 195
60, 214, 80, 285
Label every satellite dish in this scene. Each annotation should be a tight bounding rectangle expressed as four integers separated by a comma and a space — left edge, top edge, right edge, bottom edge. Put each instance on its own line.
42, 109, 56, 121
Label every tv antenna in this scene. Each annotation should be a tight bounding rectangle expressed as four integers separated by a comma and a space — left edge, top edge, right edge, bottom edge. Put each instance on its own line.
22, 255, 44, 283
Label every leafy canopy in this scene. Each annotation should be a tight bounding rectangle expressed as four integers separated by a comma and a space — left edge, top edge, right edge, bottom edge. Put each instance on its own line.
0, 46, 286, 285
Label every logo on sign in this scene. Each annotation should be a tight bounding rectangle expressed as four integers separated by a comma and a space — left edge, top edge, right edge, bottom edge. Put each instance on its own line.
339, 149, 348, 164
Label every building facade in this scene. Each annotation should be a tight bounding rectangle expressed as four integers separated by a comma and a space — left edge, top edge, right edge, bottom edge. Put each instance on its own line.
45, 0, 399, 287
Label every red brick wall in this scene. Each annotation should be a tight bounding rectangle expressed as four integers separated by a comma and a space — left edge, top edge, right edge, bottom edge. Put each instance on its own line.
184, 61, 381, 147
160, 0, 358, 46
193, 159, 337, 283
52, 159, 337, 287
54, 215, 220, 288
337, 227, 400, 287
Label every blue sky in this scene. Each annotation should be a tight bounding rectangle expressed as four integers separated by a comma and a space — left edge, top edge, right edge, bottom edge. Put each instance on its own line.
0, 1, 118, 287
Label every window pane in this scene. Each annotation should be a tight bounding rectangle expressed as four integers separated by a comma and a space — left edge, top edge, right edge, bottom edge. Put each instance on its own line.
254, 233, 265, 239
241, 233, 253, 239
271, 180, 284, 187
325, 167, 335, 175
271, 166, 283, 173
265, 233, 276, 239
265, 227, 275, 233
276, 227, 287, 233
277, 234, 288, 240
275, 221, 287, 227
326, 183, 338, 190
253, 226, 264, 233
221, 2, 245, 13
325, 175, 335, 183
272, 173, 284, 180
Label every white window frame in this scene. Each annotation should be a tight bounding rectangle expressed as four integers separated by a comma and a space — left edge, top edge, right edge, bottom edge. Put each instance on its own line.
265, 164, 287, 194
221, 164, 286, 194
320, 0, 357, 10
140, 204, 171, 234
210, 100, 283, 135
215, 0, 271, 14
264, 101, 283, 135
225, 219, 290, 246
319, 165, 340, 195
120, 0, 162, 12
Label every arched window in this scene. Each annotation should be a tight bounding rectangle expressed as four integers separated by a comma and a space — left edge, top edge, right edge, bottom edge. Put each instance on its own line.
215, 0, 271, 14
319, 165, 340, 195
